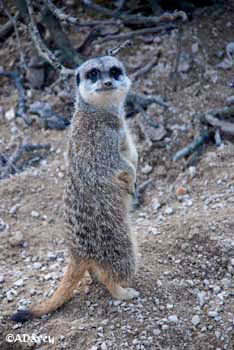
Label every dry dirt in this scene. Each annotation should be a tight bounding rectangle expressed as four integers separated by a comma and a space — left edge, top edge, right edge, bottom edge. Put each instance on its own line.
1, 2, 234, 350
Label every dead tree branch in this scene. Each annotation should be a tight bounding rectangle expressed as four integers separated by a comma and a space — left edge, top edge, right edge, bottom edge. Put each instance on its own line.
172, 130, 209, 161
173, 106, 234, 161
2, 2, 26, 70
0, 71, 31, 125
131, 51, 162, 81
0, 10, 19, 42
82, 1, 187, 26
25, 0, 74, 75
100, 24, 177, 42
1, 139, 50, 179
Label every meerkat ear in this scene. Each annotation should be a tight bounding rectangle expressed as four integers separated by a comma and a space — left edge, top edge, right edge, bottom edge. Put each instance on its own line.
76, 73, 80, 86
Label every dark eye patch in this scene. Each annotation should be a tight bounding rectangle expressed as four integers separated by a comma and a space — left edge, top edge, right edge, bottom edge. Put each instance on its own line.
86, 68, 100, 83
76, 73, 80, 85
109, 66, 122, 80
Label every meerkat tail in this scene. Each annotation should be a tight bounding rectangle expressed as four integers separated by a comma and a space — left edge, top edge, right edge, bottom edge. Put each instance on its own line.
11, 257, 86, 323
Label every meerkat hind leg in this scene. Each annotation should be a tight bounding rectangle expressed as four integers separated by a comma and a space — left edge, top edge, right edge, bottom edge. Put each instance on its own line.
96, 268, 139, 300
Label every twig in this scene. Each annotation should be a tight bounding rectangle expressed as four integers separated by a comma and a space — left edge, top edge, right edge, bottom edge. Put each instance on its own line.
25, 0, 74, 75
126, 91, 169, 111
172, 130, 209, 161
1, 139, 50, 179
205, 114, 234, 135
0, 11, 19, 42
107, 40, 131, 56
131, 51, 162, 80
2, 2, 26, 70
133, 179, 153, 208
0, 71, 31, 125
82, 1, 187, 26
45, 0, 120, 27
100, 24, 177, 42
214, 128, 223, 147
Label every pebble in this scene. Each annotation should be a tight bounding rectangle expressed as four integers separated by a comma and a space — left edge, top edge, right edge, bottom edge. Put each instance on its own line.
151, 199, 161, 211
14, 279, 24, 287
142, 164, 152, 175
225, 95, 234, 106
101, 343, 107, 350
230, 258, 234, 266
33, 262, 42, 269
208, 310, 218, 318
9, 204, 20, 215
5, 107, 15, 121
168, 315, 179, 324
165, 207, 174, 215
178, 51, 191, 73
213, 286, 221, 294
153, 329, 161, 335
8, 231, 23, 246
0, 274, 4, 283
191, 315, 200, 326
6, 289, 17, 301
31, 210, 40, 218
197, 291, 207, 306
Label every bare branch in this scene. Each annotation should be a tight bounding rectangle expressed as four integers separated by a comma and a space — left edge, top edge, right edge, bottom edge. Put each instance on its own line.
0, 71, 31, 125
25, 0, 74, 76
205, 114, 234, 135
131, 51, 162, 80
172, 130, 209, 161
1, 139, 50, 179
2, 2, 26, 70
82, 1, 187, 26
0, 11, 19, 42
100, 24, 177, 43
107, 40, 131, 56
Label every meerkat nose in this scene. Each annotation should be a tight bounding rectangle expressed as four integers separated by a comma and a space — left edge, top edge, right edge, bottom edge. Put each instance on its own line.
104, 81, 113, 87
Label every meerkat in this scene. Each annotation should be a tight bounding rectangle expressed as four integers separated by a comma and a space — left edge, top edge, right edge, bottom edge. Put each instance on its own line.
12, 56, 139, 323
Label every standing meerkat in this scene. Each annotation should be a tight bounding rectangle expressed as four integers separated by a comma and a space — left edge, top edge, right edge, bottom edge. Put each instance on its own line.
12, 56, 139, 323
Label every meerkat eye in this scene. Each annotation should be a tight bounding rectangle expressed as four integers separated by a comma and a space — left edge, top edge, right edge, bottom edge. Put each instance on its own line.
109, 66, 122, 80
86, 68, 100, 83
76, 73, 80, 85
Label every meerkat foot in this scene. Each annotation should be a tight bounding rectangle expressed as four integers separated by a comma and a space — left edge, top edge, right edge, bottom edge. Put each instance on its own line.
110, 285, 139, 300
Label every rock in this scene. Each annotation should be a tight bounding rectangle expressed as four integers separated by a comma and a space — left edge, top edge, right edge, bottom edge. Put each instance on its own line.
178, 52, 191, 73
142, 164, 152, 175
225, 95, 234, 106
217, 58, 233, 70
197, 290, 207, 306
14, 279, 24, 287
31, 210, 40, 218
213, 286, 221, 294
192, 42, 199, 54
175, 186, 187, 197
151, 198, 161, 211
165, 207, 174, 215
230, 258, 234, 266
226, 42, 234, 60
208, 310, 218, 318
191, 315, 200, 326
0, 274, 5, 283
9, 204, 20, 215
5, 107, 15, 121
6, 289, 17, 301
33, 262, 42, 269
101, 342, 107, 350
0, 218, 8, 232
168, 315, 178, 324
8, 231, 23, 246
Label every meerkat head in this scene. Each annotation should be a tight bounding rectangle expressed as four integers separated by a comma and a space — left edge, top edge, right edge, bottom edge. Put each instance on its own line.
76, 56, 131, 115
